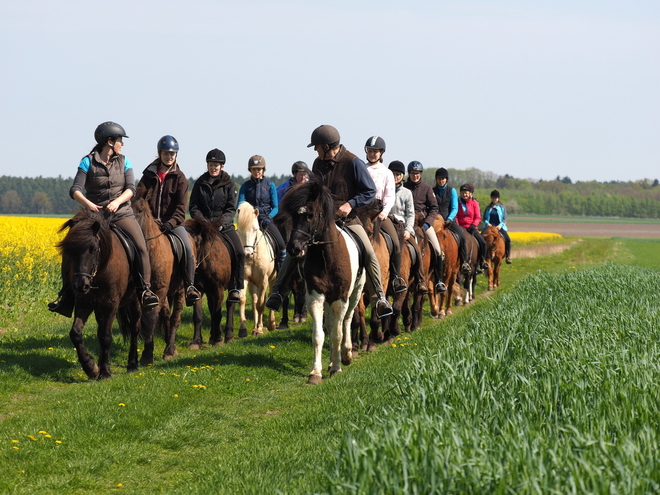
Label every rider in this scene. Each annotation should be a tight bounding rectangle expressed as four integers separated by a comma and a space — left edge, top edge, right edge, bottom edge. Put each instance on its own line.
188, 148, 244, 303
136, 135, 202, 306
456, 183, 489, 272
364, 136, 406, 293
432, 167, 471, 274
388, 160, 429, 294
237, 155, 287, 268
483, 189, 512, 264
49, 121, 158, 316
266, 125, 394, 318
277, 161, 309, 203
403, 161, 448, 294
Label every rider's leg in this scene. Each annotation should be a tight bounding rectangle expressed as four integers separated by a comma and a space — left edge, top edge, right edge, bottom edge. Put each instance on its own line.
407, 237, 429, 294
48, 262, 75, 317
265, 254, 297, 311
472, 230, 489, 270
449, 221, 471, 273
424, 226, 447, 293
173, 225, 201, 305
501, 229, 512, 263
222, 227, 245, 302
381, 217, 406, 293
265, 221, 287, 268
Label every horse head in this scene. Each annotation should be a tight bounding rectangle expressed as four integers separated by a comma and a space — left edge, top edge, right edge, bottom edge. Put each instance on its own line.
236, 202, 261, 258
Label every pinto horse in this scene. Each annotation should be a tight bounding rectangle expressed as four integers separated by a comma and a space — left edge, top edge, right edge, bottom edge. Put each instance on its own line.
457, 232, 479, 305
429, 217, 460, 319
56, 209, 148, 379
132, 196, 187, 360
184, 216, 239, 346
483, 225, 506, 290
279, 179, 366, 384
236, 202, 277, 335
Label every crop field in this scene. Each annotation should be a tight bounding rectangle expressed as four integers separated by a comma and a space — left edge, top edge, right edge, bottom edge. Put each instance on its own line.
0, 215, 659, 493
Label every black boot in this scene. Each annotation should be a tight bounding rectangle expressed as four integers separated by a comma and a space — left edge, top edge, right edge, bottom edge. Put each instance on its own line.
266, 256, 296, 312
227, 289, 241, 303
434, 254, 447, 293
389, 250, 407, 293
140, 286, 159, 309
48, 288, 75, 318
185, 285, 202, 306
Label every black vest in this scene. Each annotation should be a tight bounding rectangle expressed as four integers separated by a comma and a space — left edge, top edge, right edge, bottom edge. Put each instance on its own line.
433, 183, 453, 220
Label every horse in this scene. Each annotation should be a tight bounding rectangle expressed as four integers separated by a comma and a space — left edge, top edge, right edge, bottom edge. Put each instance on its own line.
428, 217, 460, 319
353, 202, 392, 352
184, 216, 239, 346
131, 195, 186, 360
236, 202, 277, 335
278, 179, 366, 384
483, 225, 506, 290
56, 209, 148, 379
456, 231, 479, 305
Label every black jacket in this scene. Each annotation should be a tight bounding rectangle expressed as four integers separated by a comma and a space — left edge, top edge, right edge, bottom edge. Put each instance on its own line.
189, 171, 237, 227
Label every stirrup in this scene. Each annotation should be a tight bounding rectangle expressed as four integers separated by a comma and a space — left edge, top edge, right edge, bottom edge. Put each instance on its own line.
227, 289, 241, 303
435, 281, 447, 294
506, 257, 512, 264
265, 292, 283, 311
392, 276, 407, 294
375, 298, 393, 318
461, 262, 471, 273
185, 285, 201, 306
416, 281, 429, 294
141, 290, 159, 309
482, 261, 490, 270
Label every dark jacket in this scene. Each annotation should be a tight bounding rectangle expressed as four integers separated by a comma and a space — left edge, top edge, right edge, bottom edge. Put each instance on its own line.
189, 171, 237, 227
137, 159, 189, 229
238, 177, 278, 220
70, 151, 135, 219
404, 178, 438, 227
312, 145, 376, 220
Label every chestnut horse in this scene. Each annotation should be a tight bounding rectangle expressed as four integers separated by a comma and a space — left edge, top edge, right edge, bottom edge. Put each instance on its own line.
132, 196, 186, 360
278, 179, 366, 384
236, 202, 277, 335
428, 217, 460, 319
56, 209, 149, 379
184, 216, 238, 346
457, 232, 479, 305
386, 216, 418, 336
483, 225, 506, 290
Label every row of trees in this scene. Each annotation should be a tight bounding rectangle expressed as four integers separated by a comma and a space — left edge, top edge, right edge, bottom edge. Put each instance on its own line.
1, 170, 659, 218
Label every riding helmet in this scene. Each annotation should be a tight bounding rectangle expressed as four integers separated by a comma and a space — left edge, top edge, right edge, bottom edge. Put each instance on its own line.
206, 148, 226, 164
435, 167, 449, 179
248, 155, 266, 170
388, 160, 406, 175
491, 189, 500, 198
291, 161, 308, 175
307, 125, 340, 149
94, 121, 128, 145
407, 161, 424, 173
459, 183, 474, 193
364, 136, 386, 153
157, 135, 179, 152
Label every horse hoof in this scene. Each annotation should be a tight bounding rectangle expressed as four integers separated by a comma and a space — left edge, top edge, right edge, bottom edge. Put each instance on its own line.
189, 344, 200, 351
238, 329, 248, 338
329, 369, 342, 377
351, 349, 359, 358
293, 315, 300, 323
300, 317, 307, 323
367, 343, 378, 352
224, 336, 234, 344
341, 357, 352, 366
306, 375, 323, 385
278, 323, 288, 330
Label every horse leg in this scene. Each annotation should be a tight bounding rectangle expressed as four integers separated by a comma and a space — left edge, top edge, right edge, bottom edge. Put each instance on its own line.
224, 300, 236, 343
401, 291, 412, 333
189, 298, 204, 350
125, 300, 143, 372
279, 295, 290, 329
307, 293, 325, 385
350, 311, 361, 357
162, 301, 179, 360
208, 291, 223, 346
327, 300, 346, 376
95, 308, 117, 380
251, 286, 264, 336
139, 304, 156, 367
69, 305, 98, 379
238, 289, 248, 338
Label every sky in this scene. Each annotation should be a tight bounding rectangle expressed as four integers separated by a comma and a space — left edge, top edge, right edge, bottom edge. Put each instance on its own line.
1, 0, 658, 183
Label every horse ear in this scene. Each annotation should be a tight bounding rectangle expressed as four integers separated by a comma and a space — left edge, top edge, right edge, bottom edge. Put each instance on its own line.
309, 181, 323, 200
91, 220, 101, 236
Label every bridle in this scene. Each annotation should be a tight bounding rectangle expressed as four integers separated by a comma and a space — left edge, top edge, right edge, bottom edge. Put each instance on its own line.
291, 206, 337, 248
74, 246, 100, 292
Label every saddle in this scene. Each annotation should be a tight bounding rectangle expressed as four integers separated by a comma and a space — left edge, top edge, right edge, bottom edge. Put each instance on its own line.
379, 227, 395, 255
166, 231, 187, 275
336, 220, 366, 282
109, 223, 141, 284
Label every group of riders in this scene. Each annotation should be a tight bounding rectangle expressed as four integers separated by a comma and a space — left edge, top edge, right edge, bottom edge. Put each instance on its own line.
48, 121, 511, 320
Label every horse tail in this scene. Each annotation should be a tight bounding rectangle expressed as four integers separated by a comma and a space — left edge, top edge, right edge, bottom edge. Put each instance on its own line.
117, 308, 132, 342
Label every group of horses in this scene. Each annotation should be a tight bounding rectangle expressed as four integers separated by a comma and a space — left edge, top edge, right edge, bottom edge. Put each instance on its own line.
56, 180, 506, 383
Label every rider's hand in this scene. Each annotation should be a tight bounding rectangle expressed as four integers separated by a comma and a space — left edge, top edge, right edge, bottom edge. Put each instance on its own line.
337, 202, 352, 218
403, 231, 411, 241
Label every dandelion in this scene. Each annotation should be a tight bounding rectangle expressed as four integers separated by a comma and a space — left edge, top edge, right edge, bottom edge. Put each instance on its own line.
246, 379, 251, 382
173, 394, 179, 398
118, 403, 126, 407
12, 446, 19, 450
55, 440, 62, 444
11, 440, 18, 443
38, 431, 47, 435
269, 345, 276, 349
391, 344, 397, 348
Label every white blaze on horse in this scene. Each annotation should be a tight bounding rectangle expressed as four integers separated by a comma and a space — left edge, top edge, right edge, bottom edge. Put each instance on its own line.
279, 180, 366, 384
236, 202, 277, 335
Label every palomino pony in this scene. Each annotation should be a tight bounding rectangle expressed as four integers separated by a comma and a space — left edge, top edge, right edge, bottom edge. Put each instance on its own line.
236, 202, 277, 335
483, 225, 506, 291
132, 196, 186, 360
279, 179, 366, 384
184, 216, 238, 345
428, 217, 460, 319
56, 209, 148, 379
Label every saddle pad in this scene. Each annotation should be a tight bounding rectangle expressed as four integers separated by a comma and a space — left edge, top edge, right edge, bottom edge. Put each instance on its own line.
379, 228, 395, 255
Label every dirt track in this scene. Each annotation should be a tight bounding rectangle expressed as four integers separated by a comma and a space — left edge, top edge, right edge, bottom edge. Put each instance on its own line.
508, 220, 660, 238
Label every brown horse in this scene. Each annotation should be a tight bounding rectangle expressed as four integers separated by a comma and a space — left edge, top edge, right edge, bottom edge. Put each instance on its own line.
386, 216, 419, 336
184, 216, 238, 346
456, 231, 479, 305
132, 196, 187, 360
57, 209, 148, 379
428, 217, 460, 319
483, 225, 506, 290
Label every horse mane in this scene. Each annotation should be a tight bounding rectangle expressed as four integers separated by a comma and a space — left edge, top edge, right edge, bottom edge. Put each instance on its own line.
236, 201, 258, 232
278, 178, 335, 231
184, 215, 223, 261
57, 209, 113, 271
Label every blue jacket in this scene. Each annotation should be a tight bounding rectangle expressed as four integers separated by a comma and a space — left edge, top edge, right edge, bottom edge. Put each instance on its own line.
432, 184, 458, 222
276, 177, 297, 203
238, 177, 278, 219
483, 203, 508, 231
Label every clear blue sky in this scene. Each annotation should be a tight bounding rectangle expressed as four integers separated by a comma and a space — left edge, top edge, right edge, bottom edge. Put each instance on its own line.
1, 0, 658, 182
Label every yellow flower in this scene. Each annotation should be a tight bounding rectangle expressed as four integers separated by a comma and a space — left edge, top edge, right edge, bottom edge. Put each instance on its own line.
55, 440, 62, 444
269, 345, 276, 349
13, 446, 19, 450
11, 439, 19, 443
38, 430, 48, 435
118, 403, 126, 407
27, 435, 37, 441
391, 344, 397, 348
173, 394, 179, 398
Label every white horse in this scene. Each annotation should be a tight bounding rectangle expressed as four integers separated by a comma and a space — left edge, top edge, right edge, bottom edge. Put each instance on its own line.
235, 202, 277, 335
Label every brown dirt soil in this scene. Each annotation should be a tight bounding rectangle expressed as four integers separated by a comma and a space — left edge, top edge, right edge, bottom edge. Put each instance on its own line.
512, 242, 578, 259
508, 220, 660, 238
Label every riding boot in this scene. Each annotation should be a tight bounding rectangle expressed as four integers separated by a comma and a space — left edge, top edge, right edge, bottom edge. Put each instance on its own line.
265, 255, 296, 311
183, 246, 201, 306
139, 283, 159, 309
389, 250, 407, 293
48, 286, 75, 318
434, 254, 447, 294
505, 238, 512, 264
413, 245, 429, 294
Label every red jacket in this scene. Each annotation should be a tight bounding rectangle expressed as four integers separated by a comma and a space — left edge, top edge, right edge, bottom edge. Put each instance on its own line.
456, 198, 481, 229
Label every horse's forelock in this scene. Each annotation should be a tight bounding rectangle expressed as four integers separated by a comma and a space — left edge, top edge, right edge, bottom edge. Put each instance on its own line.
57, 210, 110, 260
236, 202, 258, 231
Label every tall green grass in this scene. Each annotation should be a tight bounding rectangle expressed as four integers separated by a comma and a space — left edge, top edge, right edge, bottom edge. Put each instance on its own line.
324, 264, 660, 494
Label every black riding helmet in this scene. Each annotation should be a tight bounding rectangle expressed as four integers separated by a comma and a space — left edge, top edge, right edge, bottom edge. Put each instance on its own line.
307, 125, 340, 150
407, 161, 424, 173
94, 121, 128, 145
491, 189, 500, 198
291, 161, 308, 175
364, 136, 386, 153
157, 135, 179, 152
435, 167, 449, 179
206, 148, 226, 163
388, 160, 406, 175
459, 183, 474, 193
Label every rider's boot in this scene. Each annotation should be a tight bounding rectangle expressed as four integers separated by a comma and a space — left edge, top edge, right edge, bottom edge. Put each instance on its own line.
140, 285, 159, 309
265, 255, 296, 311
48, 287, 75, 318
433, 253, 447, 293
185, 285, 202, 306
389, 250, 407, 293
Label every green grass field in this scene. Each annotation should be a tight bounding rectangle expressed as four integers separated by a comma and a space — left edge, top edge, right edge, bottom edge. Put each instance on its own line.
1, 237, 659, 493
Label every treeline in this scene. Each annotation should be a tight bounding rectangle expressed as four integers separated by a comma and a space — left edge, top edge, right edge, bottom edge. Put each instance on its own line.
2, 170, 659, 218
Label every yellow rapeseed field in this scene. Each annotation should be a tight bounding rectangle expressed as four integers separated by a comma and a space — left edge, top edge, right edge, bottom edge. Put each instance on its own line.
0, 216, 66, 304
509, 232, 563, 245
